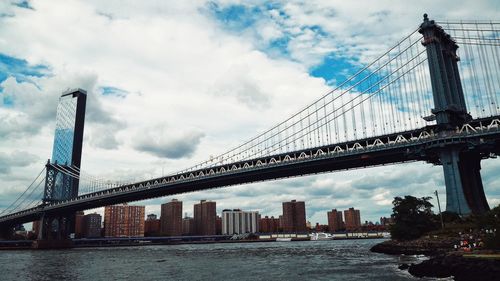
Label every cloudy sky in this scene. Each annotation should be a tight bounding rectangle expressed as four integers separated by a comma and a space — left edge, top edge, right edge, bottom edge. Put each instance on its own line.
1, 0, 499, 225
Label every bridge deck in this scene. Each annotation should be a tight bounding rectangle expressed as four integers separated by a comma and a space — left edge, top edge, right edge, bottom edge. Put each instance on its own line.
1, 116, 499, 226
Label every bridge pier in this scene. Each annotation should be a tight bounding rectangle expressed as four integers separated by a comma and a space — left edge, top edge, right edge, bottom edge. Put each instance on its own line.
0, 227, 13, 240
33, 214, 73, 249
440, 148, 489, 215
419, 14, 491, 215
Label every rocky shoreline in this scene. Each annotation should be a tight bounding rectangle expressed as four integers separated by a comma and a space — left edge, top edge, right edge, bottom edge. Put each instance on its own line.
371, 238, 500, 280
408, 253, 500, 281
370, 237, 457, 255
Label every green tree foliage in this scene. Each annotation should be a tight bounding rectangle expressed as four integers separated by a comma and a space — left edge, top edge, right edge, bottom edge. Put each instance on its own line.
441, 211, 461, 224
474, 204, 500, 229
477, 205, 500, 249
390, 196, 438, 240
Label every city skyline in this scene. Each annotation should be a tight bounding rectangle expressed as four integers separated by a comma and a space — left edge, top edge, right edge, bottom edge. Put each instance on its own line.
92, 200, 371, 231
1, 1, 500, 226
43, 201, 373, 239
105, 198, 372, 225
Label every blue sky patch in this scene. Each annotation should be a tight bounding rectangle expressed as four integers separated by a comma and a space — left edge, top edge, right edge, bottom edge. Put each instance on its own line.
310, 55, 360, 85
208, 2, 261, 31
307, 25, 328, 37
206, 2, 295, 60
206, 2, 286, 32
0, 53, 49, 84
2, 94, 13, 106
100, 86, 128, 98
205, 2, 382, 94
310, 55, 394, 98
267, 36, 290, 56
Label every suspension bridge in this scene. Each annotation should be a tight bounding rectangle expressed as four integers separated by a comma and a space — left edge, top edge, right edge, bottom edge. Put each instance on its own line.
1, 15, 499, 242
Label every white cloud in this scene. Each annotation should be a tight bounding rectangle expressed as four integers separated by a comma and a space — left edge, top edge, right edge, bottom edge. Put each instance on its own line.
372, 188, 393, 206
134, 128, 205, 159
0, 150, 39, 174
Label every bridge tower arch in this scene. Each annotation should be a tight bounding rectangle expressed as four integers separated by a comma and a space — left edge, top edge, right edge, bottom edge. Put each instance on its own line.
419, 14, 489, 215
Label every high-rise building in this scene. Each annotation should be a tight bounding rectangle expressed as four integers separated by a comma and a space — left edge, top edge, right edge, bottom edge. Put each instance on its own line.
144, 214, 160, 236
194, 200, 216, 235
84, 213, 102, 238
327, 209, 344, 233
48, 89, 87, 202
43, 89, 87, 236
182, 216, 194, 235
104, 204, 145, 237
74, 211, 85, 238
160, 199, 183, 236
259, 216, 280, 233
380, 217, 394, 226
282, 200, 307, 233
315, 223, 328, 232
32, 220, 41, 238
344, 207, 361, 231
221, 209, 260, 235
216, 215, 222, 235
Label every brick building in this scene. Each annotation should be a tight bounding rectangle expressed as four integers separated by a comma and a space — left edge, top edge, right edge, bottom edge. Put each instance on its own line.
216, 215, 222, 235
32, 220, 40, 238
344, 207, 361, 231
160, 199, 183, 236
182, 216, 194, 235
259, 216, 280, 233
104, 204, 145, 237
74, 211, 85, 238
194, 200, 216, 235
282, 200, 307, 233
327, 209, 344, 233
84, 213, 102, 238
144, 214, 161, 236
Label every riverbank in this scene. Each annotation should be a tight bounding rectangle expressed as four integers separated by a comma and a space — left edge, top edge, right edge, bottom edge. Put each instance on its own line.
370, 236, 458, 255
371, 238, 500, 280
72, 237, 312, 248
1, 233, 387, 250
408, 252, 500, 281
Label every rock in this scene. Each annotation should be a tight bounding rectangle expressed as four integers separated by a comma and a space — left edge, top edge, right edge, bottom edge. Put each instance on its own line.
398, 263, 410, 270
408, 254, 500, 281
408, 255, 452, 278
373, 237, 500, 280
370, 238, 456, 255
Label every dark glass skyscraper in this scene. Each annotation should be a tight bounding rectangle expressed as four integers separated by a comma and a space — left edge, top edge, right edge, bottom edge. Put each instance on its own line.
49, 89, 86, 201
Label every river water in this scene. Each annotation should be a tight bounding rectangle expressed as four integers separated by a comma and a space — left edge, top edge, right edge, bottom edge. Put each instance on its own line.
0, 239, 449, 281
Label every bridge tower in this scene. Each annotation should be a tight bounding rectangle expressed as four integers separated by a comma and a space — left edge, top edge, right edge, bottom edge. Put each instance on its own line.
419, 14, 489, 215
36, 89, 87, 244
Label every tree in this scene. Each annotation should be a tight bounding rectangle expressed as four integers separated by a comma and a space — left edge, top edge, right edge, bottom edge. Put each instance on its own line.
440, 211, 461, 224
475, 204, 500, 249
390, 196, 438, 240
